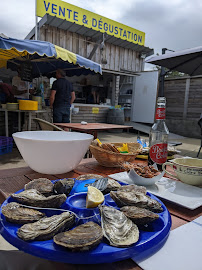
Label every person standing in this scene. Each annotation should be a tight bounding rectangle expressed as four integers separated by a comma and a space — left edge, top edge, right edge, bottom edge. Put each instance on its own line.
50, 69, 75, 123
12, 71, 29, 100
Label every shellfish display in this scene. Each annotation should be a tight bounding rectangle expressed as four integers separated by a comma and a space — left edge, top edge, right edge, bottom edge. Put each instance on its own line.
17, 212, 75, 241
120, 206, 159, 225
24, 178, 54, 196
110, 184, 163, 213
99, 205, 139, 247
0, 174, 169, 264
1, 202, 45, 224
11, 189, 67, 208
54, 221, 103, 252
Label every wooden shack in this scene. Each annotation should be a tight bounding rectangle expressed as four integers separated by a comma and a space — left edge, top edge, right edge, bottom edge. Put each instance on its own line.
25, 9, 153, 124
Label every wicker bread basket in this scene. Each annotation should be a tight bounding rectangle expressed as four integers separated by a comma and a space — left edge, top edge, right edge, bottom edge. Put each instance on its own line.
89, 142, 142, 167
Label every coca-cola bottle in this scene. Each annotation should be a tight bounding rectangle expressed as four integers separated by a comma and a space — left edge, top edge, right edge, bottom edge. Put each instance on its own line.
148, 97, 169, 170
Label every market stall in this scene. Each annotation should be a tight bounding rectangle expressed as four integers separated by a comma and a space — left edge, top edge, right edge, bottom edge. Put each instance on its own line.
0, 35, 102, 136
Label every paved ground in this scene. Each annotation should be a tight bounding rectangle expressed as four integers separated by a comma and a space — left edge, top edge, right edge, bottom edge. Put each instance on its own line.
0, 130, 201, 170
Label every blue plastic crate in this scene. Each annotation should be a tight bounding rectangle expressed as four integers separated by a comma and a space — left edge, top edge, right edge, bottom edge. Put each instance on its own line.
0, 136, 13, 147
0, 136, 13, 155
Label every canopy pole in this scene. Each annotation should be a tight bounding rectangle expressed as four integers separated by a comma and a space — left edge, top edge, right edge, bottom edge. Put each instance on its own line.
35, 0, 38, 40
159, 48, 166, 97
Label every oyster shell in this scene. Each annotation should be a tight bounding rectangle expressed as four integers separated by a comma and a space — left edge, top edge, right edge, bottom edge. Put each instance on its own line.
11, 189, 67, 208
110, 188, 163, 213
84, 178, 121, 194
103, 178, 122, 194
76, 174, 104, 181
2, 202, 45, 224
120, 206, 159, 225
54, 221, 103, 251
53, 178, 74, 195
17, 212, 75, 241
99, 205, 139, 247
119, 184, 147, 194
24, 178, 54, 195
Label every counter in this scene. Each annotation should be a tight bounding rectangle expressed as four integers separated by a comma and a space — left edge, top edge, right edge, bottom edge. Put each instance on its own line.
71, 103, 111, 123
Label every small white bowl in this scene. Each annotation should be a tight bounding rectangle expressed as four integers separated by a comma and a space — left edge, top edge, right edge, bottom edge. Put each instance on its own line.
128, 167, 165, 186
13, 131, 93, 174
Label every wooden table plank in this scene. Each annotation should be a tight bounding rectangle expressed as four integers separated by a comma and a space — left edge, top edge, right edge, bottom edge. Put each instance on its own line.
0, 175, 30, 203
0, 167, 35, 178
54, 123, 132, 139
24, 173, 58, 181
171, 215, 188, 230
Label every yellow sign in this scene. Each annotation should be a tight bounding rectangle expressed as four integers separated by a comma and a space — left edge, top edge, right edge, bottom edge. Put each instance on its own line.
36, 0, 145, 46
92, 107, 99, 114
115, 105, 121, 108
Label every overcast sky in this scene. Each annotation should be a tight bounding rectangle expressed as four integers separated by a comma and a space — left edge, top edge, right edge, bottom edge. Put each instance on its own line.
1, 0, 202, 69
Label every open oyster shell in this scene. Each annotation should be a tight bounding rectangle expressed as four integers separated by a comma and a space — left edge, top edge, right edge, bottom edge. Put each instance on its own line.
11, 189, 67, 208
54, 221, 103, 251
99, 205, 139, 247
17, 211, 75, 241
2, 202, 45, 224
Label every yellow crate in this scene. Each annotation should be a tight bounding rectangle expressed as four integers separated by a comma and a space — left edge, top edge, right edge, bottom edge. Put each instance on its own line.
19, 100, 38, 111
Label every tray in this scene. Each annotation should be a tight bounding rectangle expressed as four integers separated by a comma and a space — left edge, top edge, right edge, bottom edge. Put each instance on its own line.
0, 179, 171, 264
109, 172, 202, 210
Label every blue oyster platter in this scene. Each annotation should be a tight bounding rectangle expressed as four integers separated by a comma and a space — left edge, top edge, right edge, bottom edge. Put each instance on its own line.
0, 179, 171, 264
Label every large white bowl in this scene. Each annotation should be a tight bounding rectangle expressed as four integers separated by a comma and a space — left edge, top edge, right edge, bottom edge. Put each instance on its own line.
12, 131, 93, 174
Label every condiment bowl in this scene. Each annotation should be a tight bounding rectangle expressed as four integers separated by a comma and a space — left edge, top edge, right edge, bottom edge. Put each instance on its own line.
128, 168, 165, 186
162, 158, 202, 186
13, 131, 93, 174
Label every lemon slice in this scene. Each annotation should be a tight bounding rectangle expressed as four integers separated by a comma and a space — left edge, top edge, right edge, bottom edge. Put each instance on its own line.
86, 186, 104, 208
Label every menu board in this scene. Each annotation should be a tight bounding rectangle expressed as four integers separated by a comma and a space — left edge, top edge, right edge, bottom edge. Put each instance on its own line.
20, 61, 33, 82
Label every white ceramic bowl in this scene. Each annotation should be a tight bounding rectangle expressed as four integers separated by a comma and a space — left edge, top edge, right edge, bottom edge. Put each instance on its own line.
13, 131, 93, 174
163, 158, 202, 186
128, 168, 165, 186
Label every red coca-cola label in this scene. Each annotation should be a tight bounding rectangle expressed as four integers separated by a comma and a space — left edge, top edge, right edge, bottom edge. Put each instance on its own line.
149, 143, 168, 164
155, 108, 166, 120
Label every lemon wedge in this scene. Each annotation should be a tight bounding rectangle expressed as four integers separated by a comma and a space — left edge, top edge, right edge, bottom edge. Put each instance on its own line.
86, 186, 104, 208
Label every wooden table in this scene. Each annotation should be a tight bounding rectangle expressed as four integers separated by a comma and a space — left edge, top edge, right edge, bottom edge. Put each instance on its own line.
54, 123, 133, 139
0, 158, 201, 270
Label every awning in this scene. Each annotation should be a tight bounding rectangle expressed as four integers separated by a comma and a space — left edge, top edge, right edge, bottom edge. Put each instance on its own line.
146, 46, 202, 76
0, 35, 102, 78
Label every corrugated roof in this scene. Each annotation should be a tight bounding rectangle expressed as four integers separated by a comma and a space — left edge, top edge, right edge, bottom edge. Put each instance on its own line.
25, 14, 153, 57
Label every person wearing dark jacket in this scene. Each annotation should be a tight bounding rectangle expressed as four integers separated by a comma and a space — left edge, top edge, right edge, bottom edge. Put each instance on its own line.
49, 69, 75, 123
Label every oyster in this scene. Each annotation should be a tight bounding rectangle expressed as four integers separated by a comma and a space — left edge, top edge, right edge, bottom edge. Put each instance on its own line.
119, 184, 147, 194
120, 206, 159, 225
11, 189, 67, 208
76, 174, 104, 181
110, 187, 163, 213
54, 221, 103, 251
2, 202, 45, 224
85, 178, 121, 194
17, 212, 75, 241
53, 178, 74, 196
103, 178, 122, 194
24, 178, 54, 195
99, 205, 139, 247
